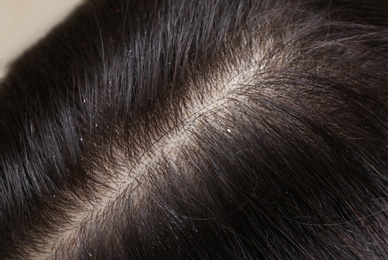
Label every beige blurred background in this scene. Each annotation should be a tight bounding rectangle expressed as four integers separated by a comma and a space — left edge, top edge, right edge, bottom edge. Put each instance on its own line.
0, 0, 82, 78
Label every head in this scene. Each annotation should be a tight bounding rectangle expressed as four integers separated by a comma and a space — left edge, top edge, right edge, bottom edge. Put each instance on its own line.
1, 0, 388, 259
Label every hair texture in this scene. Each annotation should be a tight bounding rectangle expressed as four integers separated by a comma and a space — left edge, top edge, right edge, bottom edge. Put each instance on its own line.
1, 0, 388, 259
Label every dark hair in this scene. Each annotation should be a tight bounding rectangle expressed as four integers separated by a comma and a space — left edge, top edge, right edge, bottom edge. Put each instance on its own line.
1, 0, 388, 259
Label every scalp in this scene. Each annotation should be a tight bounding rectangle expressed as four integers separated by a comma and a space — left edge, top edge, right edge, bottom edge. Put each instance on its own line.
1, 0, 388, 259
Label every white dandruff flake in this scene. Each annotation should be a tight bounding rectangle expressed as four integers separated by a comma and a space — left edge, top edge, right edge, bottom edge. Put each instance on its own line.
227, 128, 231, 133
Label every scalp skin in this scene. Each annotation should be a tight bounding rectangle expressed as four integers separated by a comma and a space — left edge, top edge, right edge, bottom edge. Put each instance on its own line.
1, 0, 388, 259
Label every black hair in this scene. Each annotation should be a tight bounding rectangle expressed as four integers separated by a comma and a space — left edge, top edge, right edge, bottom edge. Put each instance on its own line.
1, 0, 388, 259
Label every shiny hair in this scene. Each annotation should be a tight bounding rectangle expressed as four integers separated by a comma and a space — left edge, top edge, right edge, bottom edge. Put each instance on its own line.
1, 0, 388, 258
